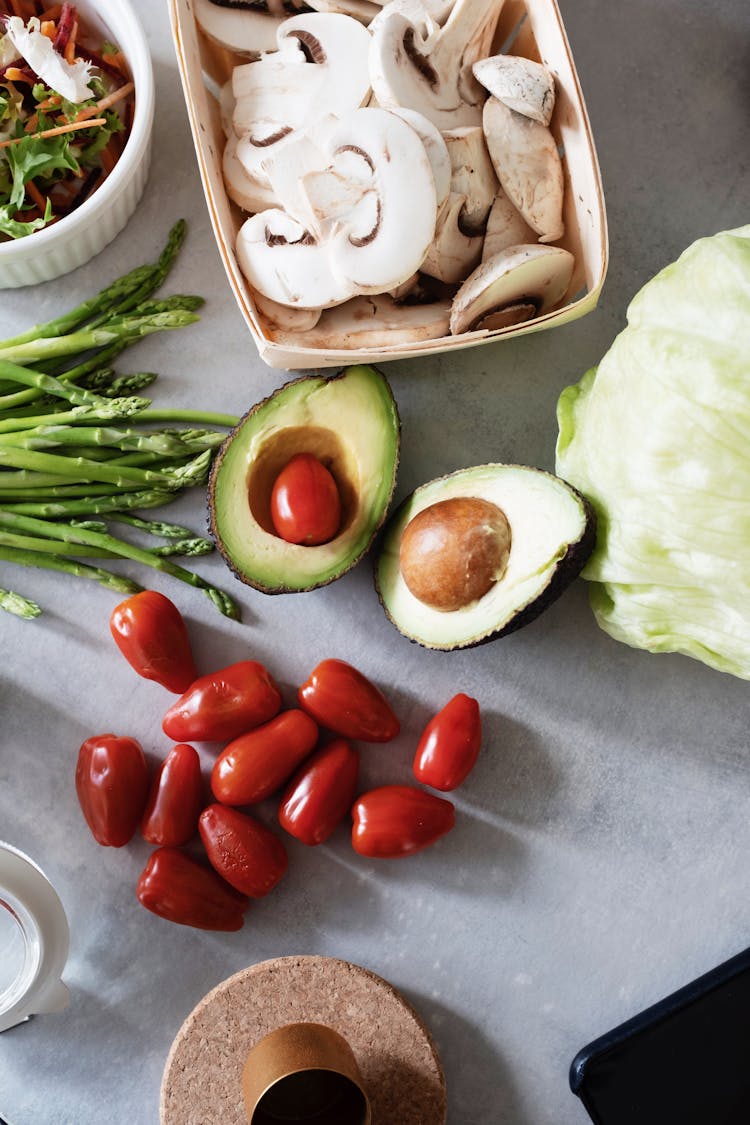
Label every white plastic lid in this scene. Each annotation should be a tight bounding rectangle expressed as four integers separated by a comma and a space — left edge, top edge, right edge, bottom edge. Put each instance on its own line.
0, 843, 70, 1033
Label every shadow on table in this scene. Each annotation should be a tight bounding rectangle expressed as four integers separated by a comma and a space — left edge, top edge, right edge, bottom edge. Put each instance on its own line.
402, 989, 527, 1125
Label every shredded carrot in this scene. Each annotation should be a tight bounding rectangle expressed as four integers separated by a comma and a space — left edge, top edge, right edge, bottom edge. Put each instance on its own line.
25, 179, 47, 211
64, 18, 78, 64
36, 94, 62, 110
24, 112, 39, 133
105, 51, 129, 77
75, 80, 135, 122
0, 117, 107, 149
4, 68, 33, 85
41, 19, 56, 39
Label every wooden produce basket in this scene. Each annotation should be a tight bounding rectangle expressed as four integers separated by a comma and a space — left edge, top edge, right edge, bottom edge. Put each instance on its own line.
169, 0, 608, 370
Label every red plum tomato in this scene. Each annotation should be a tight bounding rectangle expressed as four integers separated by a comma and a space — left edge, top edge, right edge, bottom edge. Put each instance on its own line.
279, 739, 359, 846
270, 453, 341, 546
75, 734, 150, 847
298, 659, 400, 742
211, 709, 319, 806
141, 743, 203, 847
109, 590, 197, 694
199, 804, 288, 898
136, 847, 249, 931
162, 660, 281, 743
351, 786, 455, 858
413, 693, 481, 791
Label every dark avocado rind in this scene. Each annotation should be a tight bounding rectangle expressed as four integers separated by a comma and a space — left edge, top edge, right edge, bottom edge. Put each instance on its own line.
208, 365, 400, 594
374, 464, 596, 650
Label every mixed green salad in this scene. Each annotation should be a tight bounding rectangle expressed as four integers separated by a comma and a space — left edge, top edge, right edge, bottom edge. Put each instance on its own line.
0, 1, 133, 239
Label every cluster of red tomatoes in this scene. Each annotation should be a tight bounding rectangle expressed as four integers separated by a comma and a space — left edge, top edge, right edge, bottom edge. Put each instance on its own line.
75, 590, 482, 931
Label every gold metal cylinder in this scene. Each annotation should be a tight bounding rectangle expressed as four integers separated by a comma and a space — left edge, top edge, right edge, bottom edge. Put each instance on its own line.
242, 1022, 372, 1125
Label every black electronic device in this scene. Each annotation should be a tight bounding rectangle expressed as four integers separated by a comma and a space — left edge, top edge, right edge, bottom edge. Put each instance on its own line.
570, 945, 750, 1124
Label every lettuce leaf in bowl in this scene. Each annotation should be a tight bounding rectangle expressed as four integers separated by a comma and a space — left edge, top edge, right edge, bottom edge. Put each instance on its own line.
556, 225, 750, 678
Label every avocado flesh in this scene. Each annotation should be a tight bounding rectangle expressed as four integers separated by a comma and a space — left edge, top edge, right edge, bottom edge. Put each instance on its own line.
376, 464, 594, 649
209, 365, 400, 593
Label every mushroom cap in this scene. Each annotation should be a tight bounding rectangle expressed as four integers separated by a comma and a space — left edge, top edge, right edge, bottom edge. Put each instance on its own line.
194, 0, 283, 55
449, 243, 574, 335
473, 54, 556, 126
224, 133, 279, 213
482, 95, 564, 243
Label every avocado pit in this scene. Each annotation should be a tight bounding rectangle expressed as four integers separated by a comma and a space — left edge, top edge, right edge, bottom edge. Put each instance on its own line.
399, 496, 512, 612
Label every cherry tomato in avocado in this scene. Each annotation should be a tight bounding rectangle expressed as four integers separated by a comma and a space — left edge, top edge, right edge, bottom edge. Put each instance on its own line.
211, 709, 319, 806
136, 846, 249, 931
270, 453, 341, 546
199, 804, 288, 898
298, 659, 400, 743
279, 739, 359, 846
351, 786, 455, 858
109, 590, 197, 694
162, 660, 281, 743
413, 693, 481, 791
141, 743, 203, 847
75, 734, 150, 847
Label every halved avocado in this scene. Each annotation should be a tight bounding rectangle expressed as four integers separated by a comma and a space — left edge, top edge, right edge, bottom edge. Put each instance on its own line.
208, 365, 400, 593
375, 464, 595, 649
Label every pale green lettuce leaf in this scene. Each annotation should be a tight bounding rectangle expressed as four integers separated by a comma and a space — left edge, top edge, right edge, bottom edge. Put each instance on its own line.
556, 225, 750, 679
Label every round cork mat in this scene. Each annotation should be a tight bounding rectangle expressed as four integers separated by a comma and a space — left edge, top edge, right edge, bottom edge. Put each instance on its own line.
160, 955, 446, 1125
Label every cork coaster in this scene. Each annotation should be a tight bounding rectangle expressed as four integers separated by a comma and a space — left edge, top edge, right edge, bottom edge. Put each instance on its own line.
160, 955, 446, 1125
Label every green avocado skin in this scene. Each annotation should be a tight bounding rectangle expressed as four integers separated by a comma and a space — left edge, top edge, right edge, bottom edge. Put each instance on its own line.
208, 365, 400, 594
374, 465, 596, 651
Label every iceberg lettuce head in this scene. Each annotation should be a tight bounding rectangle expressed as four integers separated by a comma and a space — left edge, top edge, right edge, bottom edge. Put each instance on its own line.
556, 225, 750, 678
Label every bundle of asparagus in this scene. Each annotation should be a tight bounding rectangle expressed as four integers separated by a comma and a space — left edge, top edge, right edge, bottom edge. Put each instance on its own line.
0, 222, 241, 620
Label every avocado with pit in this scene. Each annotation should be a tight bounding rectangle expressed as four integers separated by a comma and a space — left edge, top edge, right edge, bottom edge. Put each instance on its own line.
375, 464, 595, 650
208, 364, 400, 593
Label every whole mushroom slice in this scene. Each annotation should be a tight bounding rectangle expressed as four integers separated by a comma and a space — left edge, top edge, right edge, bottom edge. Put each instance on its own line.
236, 209, 354, 308
481, 187, 537, 261
420, 193, 483, 284
231, 13, 372, 184
473, 54, 556, 126
268, 293, 452, 347
368, 0, 454, 34
442, 125, 498, 233
299, 108, 438, 293
369, 0, 501, 130
449, 244, 574, 335
223, 133, 279, 212
483, 95, 564, 243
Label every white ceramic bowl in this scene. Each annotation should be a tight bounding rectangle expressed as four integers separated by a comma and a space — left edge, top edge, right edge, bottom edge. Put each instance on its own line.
0, 0, 154, 289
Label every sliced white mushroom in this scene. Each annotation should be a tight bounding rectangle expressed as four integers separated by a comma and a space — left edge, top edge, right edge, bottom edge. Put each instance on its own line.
481, 186, 537, 261
442, 125, 498, 233
236, 209, 353, 308
267, 293, 452, 347
223, 133, 279, 212
306, 0, 382, 23
473, 54, 556, 126
368, 0, 454, 34
386, 107, 451, 212
260, 131, 331, 229
253, 291, 323, 331
231, 14, 371, 186
195, 0, 284, 56
483, 96, 564, 243
369, 0, 501, 130
449, 243, 574, 335
388, 271, 422, 300
300, 107, 438, 293
420, 193, 483, 283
